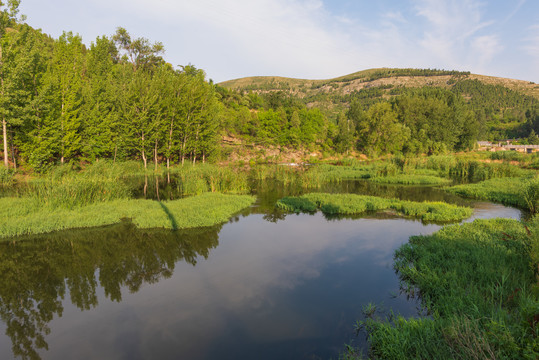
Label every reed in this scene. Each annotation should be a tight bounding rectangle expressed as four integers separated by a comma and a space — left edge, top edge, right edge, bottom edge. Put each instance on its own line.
169, 164, 249, 195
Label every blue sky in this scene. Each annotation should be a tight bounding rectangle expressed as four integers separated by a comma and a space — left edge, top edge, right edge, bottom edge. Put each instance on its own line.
19, 0, 539, 83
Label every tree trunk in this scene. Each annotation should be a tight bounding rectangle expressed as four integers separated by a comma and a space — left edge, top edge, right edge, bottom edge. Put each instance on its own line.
155, 176, 160, 201
2, 115, 7, 169
202, 151, 205, 164
154, 138, 158, 172
144, 174, 148, 198
167, 116, 174, 177
141, 131, 147, 169
10, 127, 16, 169
61, 100, 65, 164
1, 75, 7, 168
181, 134, 187, 166
167, 157, 170, 184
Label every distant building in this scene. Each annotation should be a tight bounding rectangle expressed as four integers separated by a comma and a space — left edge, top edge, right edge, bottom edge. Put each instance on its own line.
476, 141, 539, 153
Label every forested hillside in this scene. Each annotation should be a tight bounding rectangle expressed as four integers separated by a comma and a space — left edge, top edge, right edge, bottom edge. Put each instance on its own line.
220, 70, 539, 149
2, 1, 539, 173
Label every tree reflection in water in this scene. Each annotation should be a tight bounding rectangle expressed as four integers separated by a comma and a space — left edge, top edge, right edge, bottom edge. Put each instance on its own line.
0, 221, 221, 359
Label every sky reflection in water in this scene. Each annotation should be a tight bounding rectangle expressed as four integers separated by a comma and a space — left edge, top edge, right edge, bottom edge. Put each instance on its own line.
0, 198, 521, 360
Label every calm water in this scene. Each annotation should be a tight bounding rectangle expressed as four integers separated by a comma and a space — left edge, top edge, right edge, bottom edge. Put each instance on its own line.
0, 182, 522, 360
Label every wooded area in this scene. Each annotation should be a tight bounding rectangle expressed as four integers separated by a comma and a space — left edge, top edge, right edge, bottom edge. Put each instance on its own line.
1, 0, 539, 173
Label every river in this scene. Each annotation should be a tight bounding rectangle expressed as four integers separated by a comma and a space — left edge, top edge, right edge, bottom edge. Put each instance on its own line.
0, 180, 522, 359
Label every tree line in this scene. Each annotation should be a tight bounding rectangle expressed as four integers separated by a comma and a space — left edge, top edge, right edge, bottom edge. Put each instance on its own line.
2, 0, 538, 172
1, 2, 218, 172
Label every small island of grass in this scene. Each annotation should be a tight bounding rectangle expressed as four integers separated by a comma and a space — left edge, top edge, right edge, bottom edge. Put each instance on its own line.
0, 193, 255, 238
276, 192, 472, 222
368, 174, 452, 185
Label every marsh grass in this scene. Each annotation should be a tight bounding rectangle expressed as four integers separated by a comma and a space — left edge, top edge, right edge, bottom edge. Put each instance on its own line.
276, 193, 472, 222
0, 193, 255, 237
357, 218, 539, 359
169, 164, 249, 195
447, 176, 539, 213
368, 175, 452, 186
27, 176, 132, 208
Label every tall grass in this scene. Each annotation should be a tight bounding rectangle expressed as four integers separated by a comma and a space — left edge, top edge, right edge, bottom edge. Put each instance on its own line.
276, 193, 473, 222
0, 193, 255, 237
0, 168, 15, 188
169, 164, 249, 195
357, 218, 538, 359
407, 155, 530, 182
446, 176, 539, 213
368, 175, 451, 186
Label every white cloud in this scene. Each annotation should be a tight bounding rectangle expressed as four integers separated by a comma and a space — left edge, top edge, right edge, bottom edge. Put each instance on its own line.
470, 35, 502, 69
411, 0, 503, 71
503, 0, 526, 23
523, 24, 539, 60
21, 0, 539, 82
84, 0, 369, 81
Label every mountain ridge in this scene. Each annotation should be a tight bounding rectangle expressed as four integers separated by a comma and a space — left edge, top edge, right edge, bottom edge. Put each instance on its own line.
219, 68, 539, 99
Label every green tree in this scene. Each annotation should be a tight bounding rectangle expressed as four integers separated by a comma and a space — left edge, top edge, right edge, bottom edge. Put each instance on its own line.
81, 36, 120, 162
40, 32, 86, 165
0, 0, 22, 168
334, 112, 353, 153
112, 27, 164, 72
358, 102, 410, 155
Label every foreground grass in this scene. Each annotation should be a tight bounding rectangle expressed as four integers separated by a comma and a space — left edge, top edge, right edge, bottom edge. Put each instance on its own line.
358, 217, 539, 359
276, 193, 472, 222
0, 193, 255, 238
446, 176, 539, 213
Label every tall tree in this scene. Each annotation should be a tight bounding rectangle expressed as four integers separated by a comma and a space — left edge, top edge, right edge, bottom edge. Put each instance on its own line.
40, 32, 86, 165
0, 0, 22, 168
81, 36, 119, 161
112, 27, 164, 72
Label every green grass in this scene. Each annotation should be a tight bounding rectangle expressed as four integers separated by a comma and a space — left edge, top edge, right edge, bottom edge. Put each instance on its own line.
368, 175, 452, 186
169, 163, 249, 195
446, 176, 539, 213
276, 193, 472, 222
402, 155, 531, 182
357, 218, 539, 359
0, 193, 255, 238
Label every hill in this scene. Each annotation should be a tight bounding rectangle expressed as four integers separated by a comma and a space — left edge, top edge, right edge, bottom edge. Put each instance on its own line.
219, 68, 539, 100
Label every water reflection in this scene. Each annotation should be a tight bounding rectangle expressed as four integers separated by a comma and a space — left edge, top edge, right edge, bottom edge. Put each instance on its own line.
1, 214, 440, 360
0, 222, 221, 359
0, 180, 523, 360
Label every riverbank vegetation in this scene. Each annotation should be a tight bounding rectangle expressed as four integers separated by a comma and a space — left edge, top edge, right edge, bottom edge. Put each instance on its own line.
276, 193, 473, 222
367, 175, 451, 185
353, 217, 539, 359
446, 176, 539, 213
0, 192, 255, 238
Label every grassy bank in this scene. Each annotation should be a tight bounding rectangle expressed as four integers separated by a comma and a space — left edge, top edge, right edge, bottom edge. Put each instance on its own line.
368, 175, 451, 186
0, 193, 255, 238
446, 176, 539, 213
356, 217, 539, 359
276, 193, 472, 222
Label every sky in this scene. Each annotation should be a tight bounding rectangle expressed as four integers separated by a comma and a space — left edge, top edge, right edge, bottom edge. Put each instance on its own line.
18, 0, 539, 83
